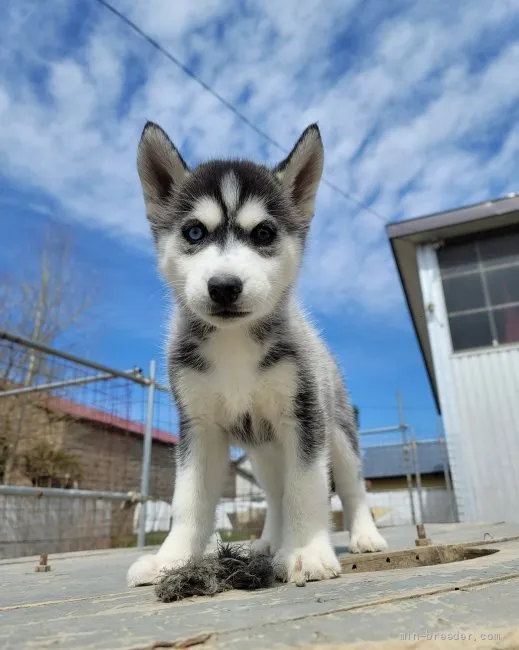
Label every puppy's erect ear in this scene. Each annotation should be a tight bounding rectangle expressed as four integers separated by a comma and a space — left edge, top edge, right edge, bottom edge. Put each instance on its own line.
274, 124, 324, 222
137, 121, 189, 226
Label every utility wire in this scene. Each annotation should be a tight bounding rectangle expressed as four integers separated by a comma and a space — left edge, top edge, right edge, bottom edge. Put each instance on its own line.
93, 0, 388, 224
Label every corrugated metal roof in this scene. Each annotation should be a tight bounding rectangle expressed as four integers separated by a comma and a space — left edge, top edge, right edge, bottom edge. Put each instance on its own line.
232, 441, 449, 480
361, 440, 448, 479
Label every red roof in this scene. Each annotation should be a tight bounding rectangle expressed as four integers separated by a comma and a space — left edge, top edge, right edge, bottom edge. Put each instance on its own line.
47, 395, 178, 445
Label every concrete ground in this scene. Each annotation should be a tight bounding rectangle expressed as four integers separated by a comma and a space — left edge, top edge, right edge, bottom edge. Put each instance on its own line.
1, 522, 519, 650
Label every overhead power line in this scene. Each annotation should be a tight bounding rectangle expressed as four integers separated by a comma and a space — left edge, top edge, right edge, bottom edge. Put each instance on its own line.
93, 0, 388, 224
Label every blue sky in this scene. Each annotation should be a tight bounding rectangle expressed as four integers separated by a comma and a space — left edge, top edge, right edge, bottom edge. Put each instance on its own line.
1, 0, 519, 444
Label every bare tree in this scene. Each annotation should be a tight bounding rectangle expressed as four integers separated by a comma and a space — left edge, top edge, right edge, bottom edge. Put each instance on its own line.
1, 226, 96, 373
0, 223, 97, 482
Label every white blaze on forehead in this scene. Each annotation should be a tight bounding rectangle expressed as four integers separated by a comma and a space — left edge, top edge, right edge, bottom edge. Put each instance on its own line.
220, 171, 240, 214
236, 198, 269, 230
191, 196, 223, 230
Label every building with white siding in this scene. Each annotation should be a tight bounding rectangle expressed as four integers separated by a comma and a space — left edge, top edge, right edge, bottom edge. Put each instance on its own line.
387, 195, 519, 523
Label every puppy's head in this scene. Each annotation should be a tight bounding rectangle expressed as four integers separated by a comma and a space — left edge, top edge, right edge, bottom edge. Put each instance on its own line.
137, 122, 324, 328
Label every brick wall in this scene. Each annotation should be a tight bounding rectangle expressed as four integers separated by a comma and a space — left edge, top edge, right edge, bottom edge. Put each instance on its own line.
0, 396, 68, 483
62, 418, 176, 501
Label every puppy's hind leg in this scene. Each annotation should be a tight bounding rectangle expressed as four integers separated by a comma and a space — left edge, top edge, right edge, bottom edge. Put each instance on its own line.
248, 444, 284, 555
331, 425, 388, 554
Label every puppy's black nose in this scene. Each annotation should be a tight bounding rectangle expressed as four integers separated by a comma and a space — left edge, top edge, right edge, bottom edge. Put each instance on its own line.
208, 275, 243, 306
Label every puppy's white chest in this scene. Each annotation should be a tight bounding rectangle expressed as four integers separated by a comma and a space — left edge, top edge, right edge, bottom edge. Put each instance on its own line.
205, 332, 260, 417
199, 331, 297, 426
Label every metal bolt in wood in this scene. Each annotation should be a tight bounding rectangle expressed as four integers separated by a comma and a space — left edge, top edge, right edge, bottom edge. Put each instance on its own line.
415, 524, 431, 546
36, 553, 51, 572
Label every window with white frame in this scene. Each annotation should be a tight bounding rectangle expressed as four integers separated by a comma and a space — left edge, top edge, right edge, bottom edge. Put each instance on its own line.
437, 224, 519, 352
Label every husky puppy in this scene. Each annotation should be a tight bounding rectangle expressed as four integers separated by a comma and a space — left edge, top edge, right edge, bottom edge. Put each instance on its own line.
127, 122, 388, 588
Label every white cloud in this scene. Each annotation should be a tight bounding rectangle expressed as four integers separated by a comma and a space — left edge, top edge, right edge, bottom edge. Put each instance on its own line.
1, 0, 519, 318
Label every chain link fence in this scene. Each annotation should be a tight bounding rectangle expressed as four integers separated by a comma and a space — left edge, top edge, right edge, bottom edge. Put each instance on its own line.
0, 331, 176, 558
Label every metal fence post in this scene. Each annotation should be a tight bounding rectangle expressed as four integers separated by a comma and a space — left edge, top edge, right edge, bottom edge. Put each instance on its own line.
137, 359, 156, 548
410, 427, 425, 523
397, 391, 416, 525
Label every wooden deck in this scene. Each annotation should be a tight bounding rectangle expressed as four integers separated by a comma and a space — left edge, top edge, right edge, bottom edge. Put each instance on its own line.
2, 523, 519, 649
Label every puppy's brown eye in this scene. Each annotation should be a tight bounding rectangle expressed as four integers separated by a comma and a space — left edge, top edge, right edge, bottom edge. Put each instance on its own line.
251, 223, 276, 245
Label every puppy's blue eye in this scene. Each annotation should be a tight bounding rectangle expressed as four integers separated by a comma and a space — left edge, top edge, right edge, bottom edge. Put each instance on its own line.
251, 223, 276, 245
188, 227, 203, 241
183, 223, 206, 243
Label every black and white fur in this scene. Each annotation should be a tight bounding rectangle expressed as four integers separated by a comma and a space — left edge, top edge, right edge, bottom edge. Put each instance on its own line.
127, 122, 388, 588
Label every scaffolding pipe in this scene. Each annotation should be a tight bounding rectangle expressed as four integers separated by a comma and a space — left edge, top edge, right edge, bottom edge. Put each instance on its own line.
0, 484, 143, 501
410, 427, 425, 524
397, 391, 416, 525
0, 331, 149, 386
358, 425, 402, 435
0, 369, 136, 399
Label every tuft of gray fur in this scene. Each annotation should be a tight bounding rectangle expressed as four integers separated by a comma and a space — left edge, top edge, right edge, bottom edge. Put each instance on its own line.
155, 556, 220, 602
154, 543, 275, 603
216, 543, 275, 591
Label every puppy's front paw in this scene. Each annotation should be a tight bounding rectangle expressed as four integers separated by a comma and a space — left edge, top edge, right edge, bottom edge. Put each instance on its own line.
273, 539, 341, 586
127, 554, 161, 587
349, 527, 388, 554
127, 554, 187, 587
